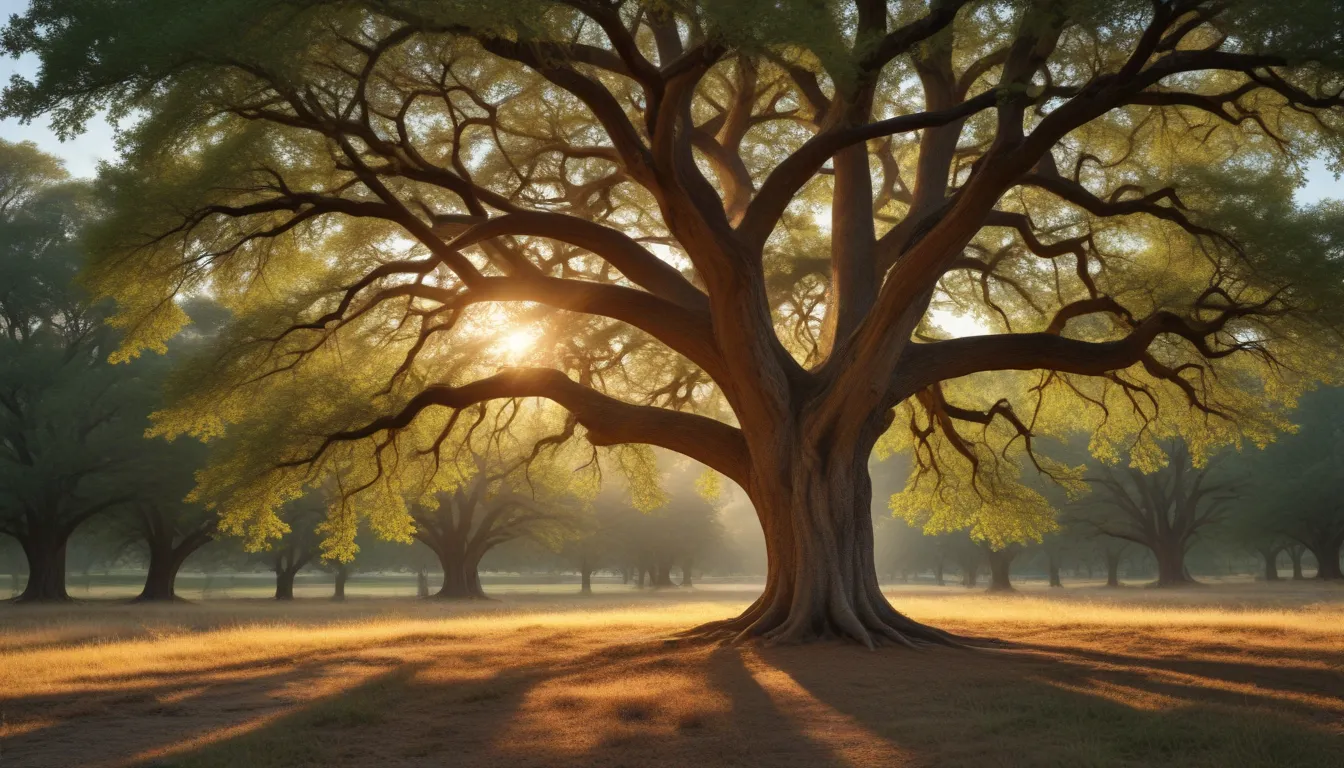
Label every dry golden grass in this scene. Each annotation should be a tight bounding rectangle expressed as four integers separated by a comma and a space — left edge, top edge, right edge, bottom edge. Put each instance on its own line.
2, 583, 1343, 767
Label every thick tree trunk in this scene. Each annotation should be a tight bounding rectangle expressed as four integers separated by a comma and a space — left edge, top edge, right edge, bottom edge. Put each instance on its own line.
1315, 547, 1343, 580
580, 562, 593, 595
416, 570, 429, 597
1104, 551, 1121, 588
961, 562, 980, 588
650, 561, 676, 588
1153, 543, 1195, 587
686, 450, 960, 648
680, 559, 693, 588
275, 568, 297, 600
1258, 547, 1281, 582
136, 549, 182, 602
1047, 554, 1063, 588
135, 534, 210, 602
933, 559, 945, 586
985, 547, 1017, 593
431, 546, 489, 599
14, 531, 71, 603
1288, 545, 1306, 580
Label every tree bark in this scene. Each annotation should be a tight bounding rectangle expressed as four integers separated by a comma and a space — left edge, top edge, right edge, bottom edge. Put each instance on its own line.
680, 559, 693, 588
136, 548, 183, 602
275, 568, 297, 600
686, 453, 961, 648
429, 545, 489, 599
650, 561, 676, 588
580, 560, 593, 595
134, 532, 211, 602
416, 570, 429, 597
1104, 551, 1121, 588
14, 529, 71, 602
933, 559, 945, 586
1288, 545, 1306, 580
1315, 546, 1343, 580
1047, 553, 1063, 588
985, 546, 1018, 593
332, 564, 348, 601
1258, 546, 1281, 582
1153, 543, 1195, 587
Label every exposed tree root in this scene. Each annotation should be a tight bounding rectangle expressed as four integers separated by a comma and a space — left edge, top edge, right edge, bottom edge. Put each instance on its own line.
679, 586, 970, 650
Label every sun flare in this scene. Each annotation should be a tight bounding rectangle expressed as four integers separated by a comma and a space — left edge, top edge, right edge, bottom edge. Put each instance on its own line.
497, 328, 539, 361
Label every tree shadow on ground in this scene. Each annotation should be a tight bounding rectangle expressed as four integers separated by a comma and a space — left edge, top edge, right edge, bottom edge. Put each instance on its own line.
4, 626, 1343, 768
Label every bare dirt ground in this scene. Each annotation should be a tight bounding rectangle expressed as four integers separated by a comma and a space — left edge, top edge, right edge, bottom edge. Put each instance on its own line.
2, 582, 1342, 767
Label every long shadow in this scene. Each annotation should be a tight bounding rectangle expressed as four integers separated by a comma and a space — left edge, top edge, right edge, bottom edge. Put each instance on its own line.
762, 641, 1344, 768
8, 628, 1344, 768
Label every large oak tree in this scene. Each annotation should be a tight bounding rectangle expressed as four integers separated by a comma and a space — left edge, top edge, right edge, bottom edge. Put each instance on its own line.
7, 0, 1344, 643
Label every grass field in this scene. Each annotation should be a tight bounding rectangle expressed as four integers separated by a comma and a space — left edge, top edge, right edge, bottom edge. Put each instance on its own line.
3, 582, 1343, 767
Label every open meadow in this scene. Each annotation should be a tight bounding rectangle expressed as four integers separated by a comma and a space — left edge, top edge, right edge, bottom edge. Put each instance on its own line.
3, 581, 1343, 768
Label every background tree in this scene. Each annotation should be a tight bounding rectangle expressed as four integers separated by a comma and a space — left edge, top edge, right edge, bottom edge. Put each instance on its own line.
1236, 388, 1344, 580
413, 457, 577, 600
1072, 443, 1235, 586
11, 1, 1344, 643
0, 140, 160, 601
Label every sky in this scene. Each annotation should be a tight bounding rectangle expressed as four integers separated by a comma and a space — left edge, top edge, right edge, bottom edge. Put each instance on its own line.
1, 0, 1342, 202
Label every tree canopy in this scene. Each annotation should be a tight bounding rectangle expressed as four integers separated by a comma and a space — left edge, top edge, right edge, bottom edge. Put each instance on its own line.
7, 0, 1344, 642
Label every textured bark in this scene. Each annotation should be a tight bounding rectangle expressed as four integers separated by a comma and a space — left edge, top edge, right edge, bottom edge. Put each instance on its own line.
13, 530, 71, 603
431, 549, 489, 599
274, 568, 297, 600
1258, 546, 1282, 582
686, 450, 962, 649
136, 550, 182, 602
1154, 544, 1196, 587
984, 546, 1019, 593
332, 565, 348, 601
134, 530, 211, 602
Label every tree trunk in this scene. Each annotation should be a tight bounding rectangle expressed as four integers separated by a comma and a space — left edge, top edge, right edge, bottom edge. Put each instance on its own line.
686, 452, 960, 648
135, 533, 211, 602
1104, 551, 1121, 588
636, 567, 646, 589
580, 560, 593, 595
416, 570, 429, 597
431, 545, 489, 599
650, 561, 676, 588
1153, 543, 1195, 587
14, 531, 71, 603
332, 565, 348, 601
985, 547, 1017, 593
680, 559, 693, 588
275, 568, 297, 600
1288, 545, 1306, 580
1315, 546, 1343, 580
933, 559, 945, 586
1047, 554, 1062, 588
1258, 547, 1281, 582
961, 562, 980, 588
136, 547, 183, 602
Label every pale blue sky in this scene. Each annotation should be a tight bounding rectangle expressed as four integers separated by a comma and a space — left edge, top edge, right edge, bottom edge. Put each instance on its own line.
1, 0, 1341, 203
